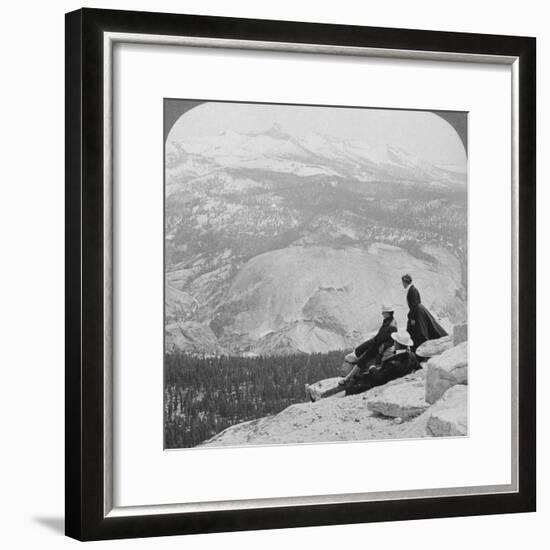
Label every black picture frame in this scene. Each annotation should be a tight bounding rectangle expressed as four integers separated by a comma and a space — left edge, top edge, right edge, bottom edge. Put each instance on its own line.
65, 7, 536, 541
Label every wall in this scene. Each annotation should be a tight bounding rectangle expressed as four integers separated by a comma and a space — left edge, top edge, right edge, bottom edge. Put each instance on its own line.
0, 0, 545, 548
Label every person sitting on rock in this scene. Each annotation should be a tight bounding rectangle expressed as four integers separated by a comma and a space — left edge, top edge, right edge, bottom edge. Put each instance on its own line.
344, 330, 421, 396
401, 273, 448, 352
339, 303, 397, 387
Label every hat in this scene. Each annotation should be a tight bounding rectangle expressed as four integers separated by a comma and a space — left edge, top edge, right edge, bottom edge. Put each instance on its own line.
391, 330, 414, 347
381, 303, 394, 313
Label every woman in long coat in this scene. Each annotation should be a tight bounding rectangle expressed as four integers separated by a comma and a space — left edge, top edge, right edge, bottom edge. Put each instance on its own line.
346, 304, 397, 367
401, 274, 447, 351
339, 304, 397, 387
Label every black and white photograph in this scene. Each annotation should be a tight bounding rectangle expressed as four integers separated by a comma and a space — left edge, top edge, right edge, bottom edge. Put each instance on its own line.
164, 100, 468, 448
0, 0, 542, 546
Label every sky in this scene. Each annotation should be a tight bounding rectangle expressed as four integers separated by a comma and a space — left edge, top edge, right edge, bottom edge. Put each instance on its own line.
168, 101, 467, 168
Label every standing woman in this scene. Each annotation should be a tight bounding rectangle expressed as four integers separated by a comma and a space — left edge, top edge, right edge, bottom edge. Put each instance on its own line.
401, 274, 447, 351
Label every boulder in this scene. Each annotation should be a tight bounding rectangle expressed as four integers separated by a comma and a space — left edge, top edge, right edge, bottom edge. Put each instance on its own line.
399, 411, 431, 439
425, 341, 468, 404
453, 323, 468, 346
367, 377, 429, 419
437, 316, 454, 337
427, 385, 468, 436
401, 384, 468, 438
305, 377, 344, 402
415, 335, 453, 358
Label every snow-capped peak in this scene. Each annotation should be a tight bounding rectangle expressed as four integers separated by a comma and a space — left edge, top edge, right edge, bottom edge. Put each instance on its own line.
168, 125, 465, 190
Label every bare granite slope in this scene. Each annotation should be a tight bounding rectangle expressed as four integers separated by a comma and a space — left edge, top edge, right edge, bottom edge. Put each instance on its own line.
201, 370, 427, 447
201, 339, 468, 447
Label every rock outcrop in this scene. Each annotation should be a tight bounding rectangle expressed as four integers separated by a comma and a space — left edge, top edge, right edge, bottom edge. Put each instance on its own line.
453, 323, 468, 345
367, 376, 429, 419
202, 369, 428, 447
426, 385, 468, 436
415, 335, 453, 358
201, 393, 408, 447
201, 340, 468, 447
209, 245, 464, 356
425, 341, 468, 404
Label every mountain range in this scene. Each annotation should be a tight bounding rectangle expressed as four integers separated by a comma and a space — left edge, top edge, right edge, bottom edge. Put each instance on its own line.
165, 123, 467, 356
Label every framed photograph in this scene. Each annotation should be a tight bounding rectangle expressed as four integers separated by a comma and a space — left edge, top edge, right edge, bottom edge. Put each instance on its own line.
65, 8, 536, 541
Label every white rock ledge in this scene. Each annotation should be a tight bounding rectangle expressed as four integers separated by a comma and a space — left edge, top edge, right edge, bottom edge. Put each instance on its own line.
425, 341, 468, 404
367, 378, 429, 419
427, 385, 468, 436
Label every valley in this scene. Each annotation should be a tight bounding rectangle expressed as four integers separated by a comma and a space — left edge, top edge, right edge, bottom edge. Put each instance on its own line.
165, 124, 467, 356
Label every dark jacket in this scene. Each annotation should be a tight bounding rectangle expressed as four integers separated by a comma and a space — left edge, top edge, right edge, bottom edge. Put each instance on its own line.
354, 315, 397, 368
405, 285, 447, 350
345, 350, 420, 396
406, 285, 422, 316
378, 349, 421, 381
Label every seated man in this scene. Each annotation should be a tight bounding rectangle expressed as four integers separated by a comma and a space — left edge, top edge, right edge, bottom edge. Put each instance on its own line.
344, 330, 421, 396
339, 303, 397, 387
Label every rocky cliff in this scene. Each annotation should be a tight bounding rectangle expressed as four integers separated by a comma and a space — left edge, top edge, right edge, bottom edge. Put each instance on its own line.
201, 334, 468, 447
209, 244, 462, 355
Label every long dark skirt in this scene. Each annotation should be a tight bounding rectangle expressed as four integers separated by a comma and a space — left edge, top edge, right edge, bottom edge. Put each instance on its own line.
345, 369, 387, 395
407, 304, 447, 351
345, 351, 420, 396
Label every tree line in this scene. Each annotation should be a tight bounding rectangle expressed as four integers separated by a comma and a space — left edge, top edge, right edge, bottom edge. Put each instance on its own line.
164, 351, 343, 448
